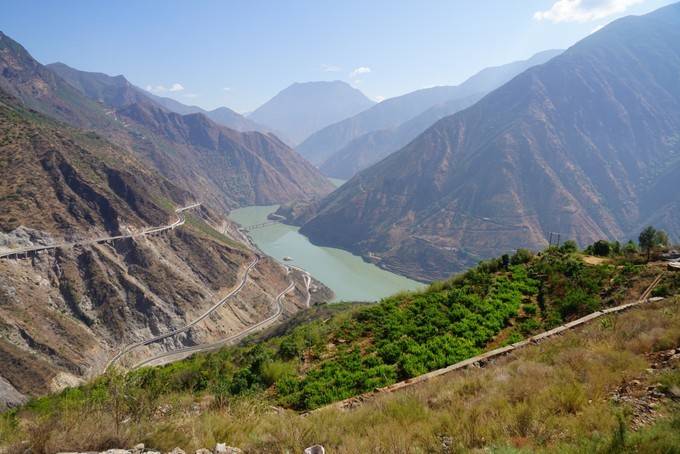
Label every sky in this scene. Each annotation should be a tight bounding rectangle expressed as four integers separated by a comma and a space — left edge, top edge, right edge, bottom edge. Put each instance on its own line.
2, 0, 675, 113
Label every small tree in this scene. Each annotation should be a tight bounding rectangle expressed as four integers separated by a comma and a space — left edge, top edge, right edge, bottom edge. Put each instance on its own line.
511, 248, 533, 265
639, 226, 669, 262
501, 254, 510, 270
560, 240, 578, 254
623, 240, 638, 257
592, 240, 611, 257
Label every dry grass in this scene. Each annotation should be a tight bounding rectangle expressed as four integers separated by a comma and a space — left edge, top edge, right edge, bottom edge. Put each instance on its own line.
4, 297, 679, 453
582, 255, 610, 265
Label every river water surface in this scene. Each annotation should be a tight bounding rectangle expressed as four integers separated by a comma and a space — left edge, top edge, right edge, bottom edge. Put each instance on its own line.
229, 205, 424, 302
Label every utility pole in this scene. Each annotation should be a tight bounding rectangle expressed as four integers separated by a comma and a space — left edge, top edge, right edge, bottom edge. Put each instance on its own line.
548, 232, 562, 247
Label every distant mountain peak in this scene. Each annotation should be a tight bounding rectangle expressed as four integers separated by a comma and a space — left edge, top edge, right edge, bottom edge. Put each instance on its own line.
248, 80, 375, 145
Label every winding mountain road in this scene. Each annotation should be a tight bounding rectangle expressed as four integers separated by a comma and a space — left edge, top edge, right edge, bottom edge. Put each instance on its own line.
289, 265, 312, 307
131, 279, 297, 369
105, 253, 260, 370
101, 210, 314, 370
0, 203, 201, 259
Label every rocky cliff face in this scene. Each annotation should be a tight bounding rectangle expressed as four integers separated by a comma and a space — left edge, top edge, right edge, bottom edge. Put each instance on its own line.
299, 4, 680, 281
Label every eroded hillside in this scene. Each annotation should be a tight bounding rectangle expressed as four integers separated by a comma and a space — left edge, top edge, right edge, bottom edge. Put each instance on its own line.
0, 92, 330, 409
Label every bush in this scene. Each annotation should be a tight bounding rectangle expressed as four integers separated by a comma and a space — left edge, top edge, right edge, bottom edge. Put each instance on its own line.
560, 240, 578, 254
511, 248, 533, 265
592, 240, 611, 257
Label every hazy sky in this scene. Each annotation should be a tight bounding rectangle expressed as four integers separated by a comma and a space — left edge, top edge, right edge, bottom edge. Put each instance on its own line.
2, 0, 675, 112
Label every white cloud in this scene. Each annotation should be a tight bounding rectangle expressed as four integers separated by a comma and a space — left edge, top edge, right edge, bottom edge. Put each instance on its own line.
223, 87, 232, 92
533, 0, 644, 23
321, 64, 341, 72
145, 83, 185, 94
349, 66, 371, 78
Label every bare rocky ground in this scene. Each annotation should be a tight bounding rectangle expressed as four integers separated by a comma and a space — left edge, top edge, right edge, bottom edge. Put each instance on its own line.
0, 224, 329, 409
610, 346, 680, 430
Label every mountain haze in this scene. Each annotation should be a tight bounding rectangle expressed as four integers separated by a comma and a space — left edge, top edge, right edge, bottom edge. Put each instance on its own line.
319, 93, 483, 179
248, 80, 375, 145
297, 50, 563, 168
299, 5, 680, 281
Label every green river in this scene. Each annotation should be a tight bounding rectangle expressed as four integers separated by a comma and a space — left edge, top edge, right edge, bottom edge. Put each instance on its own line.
228, 205, 424, 302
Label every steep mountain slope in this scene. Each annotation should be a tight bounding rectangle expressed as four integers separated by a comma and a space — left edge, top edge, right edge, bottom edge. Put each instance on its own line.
0, 87, 322, 409
115, 102, 335, 209
299, 4, 680, 281
0, 33, 114, 131
248, 81, 375, 145
0, 38, 334, 211
297, 50, 563, 167
143, 92, 203, 115
0, 90, 188, 240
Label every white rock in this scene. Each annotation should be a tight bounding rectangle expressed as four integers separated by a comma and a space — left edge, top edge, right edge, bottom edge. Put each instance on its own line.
168, 449, 186, 454
304, 446, 326, 454
195, 450, 212, 454
214, 444, 242, 454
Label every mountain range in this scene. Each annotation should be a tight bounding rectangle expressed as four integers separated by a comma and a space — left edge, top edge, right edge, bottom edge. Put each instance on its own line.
248, 80, 376, 145
318, 50, 563, 179
297, 3, 680, 281
296, 50, 563, 172
47, 62, 274, 135
0, 35, 334, 212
